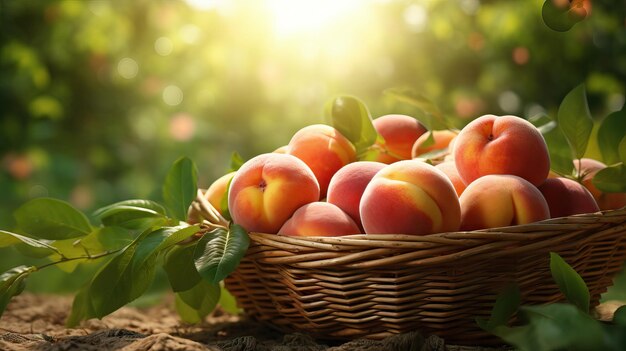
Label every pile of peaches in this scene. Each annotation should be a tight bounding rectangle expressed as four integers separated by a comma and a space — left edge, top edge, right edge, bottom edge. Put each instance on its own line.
202, 114, 626, 237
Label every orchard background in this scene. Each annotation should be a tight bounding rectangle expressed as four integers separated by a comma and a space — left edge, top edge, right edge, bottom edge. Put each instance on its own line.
1, 0, 626, 308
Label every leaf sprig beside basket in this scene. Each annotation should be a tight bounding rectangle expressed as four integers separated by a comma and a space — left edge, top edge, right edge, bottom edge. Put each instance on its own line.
0, 157, 248, 325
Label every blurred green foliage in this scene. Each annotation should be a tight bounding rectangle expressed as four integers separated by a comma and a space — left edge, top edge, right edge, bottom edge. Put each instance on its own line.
1, 0, 625, 292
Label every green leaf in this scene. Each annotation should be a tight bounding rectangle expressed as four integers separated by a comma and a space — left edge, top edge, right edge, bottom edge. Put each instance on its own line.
529, 114, 574, 176
0, 229, 59, 253
597, 108, 626, 165
0, 265, 36, 316
175, 280, 220, 324
229, 151, 245, 172
384, 87, 447, 130
617, 135, 626, 164
613, 306, 626, 326
550, 252, 590, 313
194, 224, 249, 285
95, 205, 166, 230
477, 284, 521, 331
541, 0, 586, 32
323, 95, 377, 154
77, 226, 134, 253
557, 84, 593, 159
220, 177, 233, 222
491, 304, 607, 351
93, 200, 167, 217
86, 225, 200, 318
164, 243, 202, 292
163, 157, 198, 222
593, 163, 626, 193
14, 198, 92, 240
219, 285, 240, 315
65, 285, 97, 327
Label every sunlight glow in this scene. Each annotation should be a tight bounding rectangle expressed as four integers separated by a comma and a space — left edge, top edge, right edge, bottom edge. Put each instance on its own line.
266, 0, 364, 37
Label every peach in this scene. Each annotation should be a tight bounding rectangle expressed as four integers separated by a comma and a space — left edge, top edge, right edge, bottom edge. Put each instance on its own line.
327, 161, 386, 229
359, 160, 461, 235
538, 177, 599, 218
453, 115, 550, 186
228, 153, 320, 233
459, 174, 550, 230
187, 172, 235, 224
411, 130, 458, 158
287, 124, 356, 198
575, 158, 626, 210
205, 172, 235, 216
278, 202, 361, 237
371, 114, 428, 164
434, 161, 466, 197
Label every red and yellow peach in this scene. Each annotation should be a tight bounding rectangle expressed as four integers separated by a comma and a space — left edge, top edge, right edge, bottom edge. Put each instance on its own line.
228, 153, 320, 233
359, 160, 461, 235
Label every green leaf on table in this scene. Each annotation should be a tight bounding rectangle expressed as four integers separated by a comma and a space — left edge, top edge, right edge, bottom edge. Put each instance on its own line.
557, 84, 593, 159
219, 285, 240, 315
597, 108, 626, 165
529, 114, 574, 176
324, 95, 378, 154
164, 243, 202, 292
541, 0, 587, 32
14, 198, 92, 240
163, 157, 198, 222
85, 224, 200, 318
384, 87, 447, 130
0, 265, 36, 316
593, 163, 626, 193
175, 280, 220, 324
477, 284, 521, 331
0, 230, 59, 253
194, 224, 249, 285
550, 252, 589, 313
491, 304, 606, 351
229, 151, 245, 172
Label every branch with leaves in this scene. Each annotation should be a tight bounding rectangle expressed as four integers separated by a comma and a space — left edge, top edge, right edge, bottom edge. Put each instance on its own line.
0, 156, 249, 326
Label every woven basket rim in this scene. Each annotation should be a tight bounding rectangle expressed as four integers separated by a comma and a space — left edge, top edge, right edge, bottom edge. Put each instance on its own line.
247, 207, 626, 244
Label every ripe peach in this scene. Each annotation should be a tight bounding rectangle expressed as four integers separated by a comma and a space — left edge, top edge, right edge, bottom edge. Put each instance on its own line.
278, 202, 361, 237
228, 153, 320, 233
188, 172, 235, 224
327, 161, 386, 229
287, 124, 356, 198
454, 115, 550, 186
538, 177, 599, 218
359, 160, 461, 235
371, 114, 428, 164
459, 174, 550, 230
205, 172, 236, 216
411, 130, 458, 158
434, 161, 466, 197
575, 158, 626, 210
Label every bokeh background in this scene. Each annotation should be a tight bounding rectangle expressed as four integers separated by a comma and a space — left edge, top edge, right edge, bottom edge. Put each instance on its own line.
1, 0, 625, 296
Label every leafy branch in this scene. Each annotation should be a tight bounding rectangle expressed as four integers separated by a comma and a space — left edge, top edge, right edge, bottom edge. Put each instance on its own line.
531, 83, 626, 192
0, 156, 249, 327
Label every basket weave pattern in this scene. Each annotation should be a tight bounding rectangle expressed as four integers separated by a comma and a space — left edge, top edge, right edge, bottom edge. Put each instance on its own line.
223, 206, 626, 345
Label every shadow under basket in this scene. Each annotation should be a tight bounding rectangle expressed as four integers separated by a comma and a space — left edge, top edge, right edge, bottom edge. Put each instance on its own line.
222, 206, 626, 346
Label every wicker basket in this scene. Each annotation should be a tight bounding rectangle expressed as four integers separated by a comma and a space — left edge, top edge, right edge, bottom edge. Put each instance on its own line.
195, 191, 626, 345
